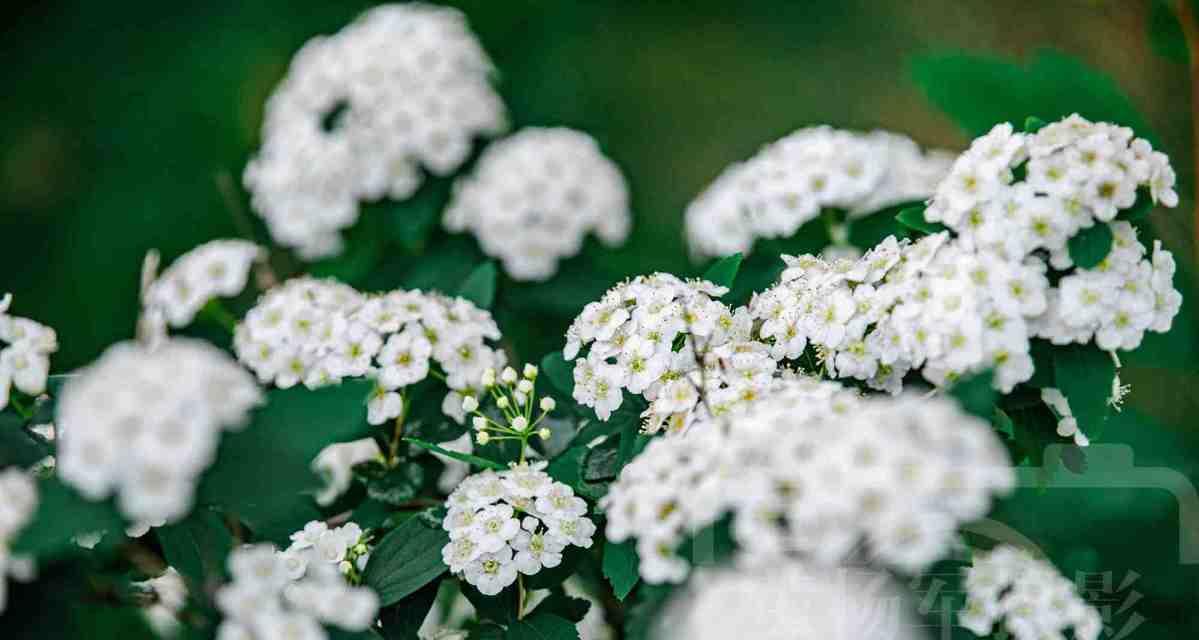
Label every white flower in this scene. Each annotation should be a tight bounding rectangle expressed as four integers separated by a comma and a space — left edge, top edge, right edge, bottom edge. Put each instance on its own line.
445, 128, 630, 280
659, 561, 925, 640
0, 469, 38, 615
961, 546, 1102, 640
0, 295, 57, 412
685, 127, 955, 259
602, 380, 1012, 583
442, 464, 595, 594
235, 278, 503, 425
143, 240, 261, 327
245, 4, 506, 258
56, 339, 262, 524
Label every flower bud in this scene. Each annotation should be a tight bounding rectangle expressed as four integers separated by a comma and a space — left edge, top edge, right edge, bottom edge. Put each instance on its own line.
538, 427, 551, 440
476, 431, 491, 445
514, 391, 528, 407
517, 379, 533, 394
496, 396, 510, 409
338, 560, 353, 575
501, 367, 518, 384
473, 416, 488, 431
540, 397, 556, 412
512, 416, 529, 431
461, 395, 479, 413
481, 368, 496, 387
523, 364, 538, 379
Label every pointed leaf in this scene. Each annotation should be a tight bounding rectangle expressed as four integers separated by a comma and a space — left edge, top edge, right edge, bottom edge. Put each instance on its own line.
1067, 223, 1114, 269
700, 253, 742, 289
458, 262, 498, 310
363, 510, 449, 606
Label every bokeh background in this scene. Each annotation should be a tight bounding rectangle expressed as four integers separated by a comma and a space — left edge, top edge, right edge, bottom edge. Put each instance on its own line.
2, 1, 1197, 637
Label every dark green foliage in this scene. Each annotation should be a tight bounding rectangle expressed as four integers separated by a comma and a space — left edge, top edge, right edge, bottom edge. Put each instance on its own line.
363, 510, 450, 606
602, 539, 640, 600
895, 206, 948, 235
458, 262, 499, 309
1053, 344, 1116, 438
699, 252, 742, 288
1066, 223, 1114, 270
156, 507, 233, 590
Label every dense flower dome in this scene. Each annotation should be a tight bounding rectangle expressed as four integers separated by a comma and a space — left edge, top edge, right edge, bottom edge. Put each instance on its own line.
143, 239, 262, 327
441, 462, 596, 595
215, 522, 379, 640
926, 115, 1181, 351
563, 273, 774, 434
656, 561, 925, 640
0, 294, 58, 413
602, 381, 1013, 583
444, 127, 632, 280
234, 277, 504, 425
56, 339, 263, 524
685, 127, 954, 259
961, 545, 1101, 640
244, 4, 507, 258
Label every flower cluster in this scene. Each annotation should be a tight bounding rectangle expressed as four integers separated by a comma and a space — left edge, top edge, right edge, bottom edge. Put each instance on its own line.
960, 545, 1101, 640
684, 127, 954, 259
462, 364, 556, 449
0, 294, 57, 412
244, 4, 506, 258
57, 339, 263, 523
0, 469, 38, 614
216, 526, 379, 640
603, 382, 1013, 583
143, 239, 261, 328
234, 277, 503, 425
136, 567, 188, 635
751, 233, 1050, 393
564, 273, 775, 433
444, 128, 631, 281
657, 561, 923, 640
441, 462, 596, 595
926, 116, 1181, 350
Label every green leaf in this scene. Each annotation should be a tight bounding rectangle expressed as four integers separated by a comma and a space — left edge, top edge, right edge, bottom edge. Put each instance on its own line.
623, 583, 674, 640
404, 438, 506, 471
505, 611, 579, 640
534, 590, 590, 623
541, 351, 576, 398
379, 577, 442, 640
895, 207, 948, 235
602, 539, 640, 600
700, 253, 742, 289
1067, 223, 1114, 270
354, 460, 425, 506
462, 582, 518, 625
846, 201, 918, 248
363, 510, 449, 606
1052, 344, 1116, 437
1023, 116, 1047, 133
458, 262, 498, 310
156, 508, 233, 590
1026, 339, 1056, 388
582, 437, 620, 483
0, 411, 52, 469
546, 444, 606, 500
198, 379, 374, 542
911, 49, 1155, 144
12, 476, 125, 558
947, 369, 996, 419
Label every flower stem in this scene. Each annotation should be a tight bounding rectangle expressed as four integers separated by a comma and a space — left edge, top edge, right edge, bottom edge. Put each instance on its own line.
387, 394, 409, 466
517, 575, 526, 620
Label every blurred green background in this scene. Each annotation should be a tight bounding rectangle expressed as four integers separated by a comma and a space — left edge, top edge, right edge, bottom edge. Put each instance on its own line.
2, 1, 1198, 636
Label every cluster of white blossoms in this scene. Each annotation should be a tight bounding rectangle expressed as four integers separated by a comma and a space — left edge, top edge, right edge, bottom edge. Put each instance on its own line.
684, 127, 954, 259
143, 240, 261, 328
444, 128, 631, 281
0, 294, 57, 412
441, 462, 596, 595
603, 381, 1013, 583
657, 561, 923, 640
216, 528, 379, 640
751, 233, 1050, 393
564, 273, 775, 434
0, 469, 38, 614
234, 277, 503, 425
136, 567, 188, 635
926, 115, 1181, 351
960, 545, 1101, 640
245, 4, 506, 258
56, 339, 262, 523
